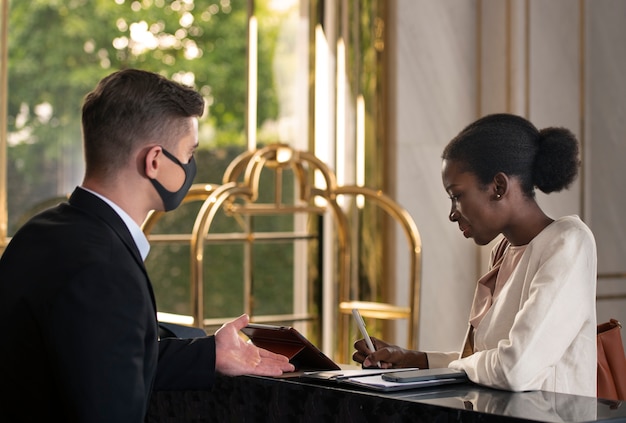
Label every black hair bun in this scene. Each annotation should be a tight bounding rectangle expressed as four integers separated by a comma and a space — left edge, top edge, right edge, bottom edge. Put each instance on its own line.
533, 127, 580, 193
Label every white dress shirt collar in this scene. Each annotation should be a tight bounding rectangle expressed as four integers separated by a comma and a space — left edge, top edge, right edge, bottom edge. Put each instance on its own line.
79, 187, 151, 261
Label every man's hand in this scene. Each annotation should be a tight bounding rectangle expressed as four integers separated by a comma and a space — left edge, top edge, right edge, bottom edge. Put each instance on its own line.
352, 337, 428, 369
215, 314, 295, 376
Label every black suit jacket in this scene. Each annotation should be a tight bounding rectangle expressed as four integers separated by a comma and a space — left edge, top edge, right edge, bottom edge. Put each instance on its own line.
0, 188, 216, 422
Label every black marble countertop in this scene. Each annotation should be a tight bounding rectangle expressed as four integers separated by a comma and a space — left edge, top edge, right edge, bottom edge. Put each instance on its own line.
147, 373, 626, 422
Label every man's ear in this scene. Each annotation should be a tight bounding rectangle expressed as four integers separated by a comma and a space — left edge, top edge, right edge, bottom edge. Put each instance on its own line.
493, 172, 509, 199
143, 145, 163, 179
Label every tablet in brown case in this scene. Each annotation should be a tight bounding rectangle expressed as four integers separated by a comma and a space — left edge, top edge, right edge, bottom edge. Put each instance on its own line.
241, 323, 341, 371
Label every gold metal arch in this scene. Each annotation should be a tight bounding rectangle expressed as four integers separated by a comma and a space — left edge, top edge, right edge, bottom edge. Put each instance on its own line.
147, 144, 422, 362
334, 185, 422, 359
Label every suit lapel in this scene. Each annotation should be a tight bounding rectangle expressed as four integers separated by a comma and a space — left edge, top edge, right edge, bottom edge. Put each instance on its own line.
68, 188, 157, 311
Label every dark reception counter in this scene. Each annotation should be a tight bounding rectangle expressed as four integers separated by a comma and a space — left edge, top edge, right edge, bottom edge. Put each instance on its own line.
146, 373, 626, 422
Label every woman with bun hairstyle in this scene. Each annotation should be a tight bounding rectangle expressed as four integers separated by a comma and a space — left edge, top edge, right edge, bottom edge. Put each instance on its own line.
354, 113, 597, 396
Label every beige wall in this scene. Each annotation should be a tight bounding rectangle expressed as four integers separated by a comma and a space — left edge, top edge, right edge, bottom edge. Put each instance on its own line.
585, 0, 626, 335
389, 0, 626, 351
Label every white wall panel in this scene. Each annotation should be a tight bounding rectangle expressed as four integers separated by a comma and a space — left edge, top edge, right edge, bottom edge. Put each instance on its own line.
391, 0, 478, 351
586, 0, 626, 338
390, 0, 626, 353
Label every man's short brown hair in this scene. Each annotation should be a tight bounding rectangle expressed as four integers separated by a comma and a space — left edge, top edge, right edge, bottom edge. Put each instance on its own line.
81, 69, 204, 177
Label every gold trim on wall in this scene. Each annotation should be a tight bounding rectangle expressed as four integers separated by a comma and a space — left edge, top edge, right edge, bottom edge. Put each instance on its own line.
598, 273, 626, 280
579, 0, 587, 222
0, 0, 8, 251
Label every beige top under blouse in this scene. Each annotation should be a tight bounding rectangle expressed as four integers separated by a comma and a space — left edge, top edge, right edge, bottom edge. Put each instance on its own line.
463, 244, 527, 355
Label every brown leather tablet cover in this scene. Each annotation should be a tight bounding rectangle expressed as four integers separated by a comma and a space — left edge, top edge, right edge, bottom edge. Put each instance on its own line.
241, 324, 341, 371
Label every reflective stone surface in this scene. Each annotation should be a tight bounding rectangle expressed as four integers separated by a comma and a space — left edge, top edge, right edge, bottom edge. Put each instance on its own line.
147, 374, 626, 422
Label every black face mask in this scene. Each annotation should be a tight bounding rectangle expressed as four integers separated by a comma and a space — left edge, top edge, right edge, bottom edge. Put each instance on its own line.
149, 147, 197, 211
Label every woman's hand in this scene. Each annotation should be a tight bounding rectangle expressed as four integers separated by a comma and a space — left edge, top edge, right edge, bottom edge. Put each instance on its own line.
353, 337, 429, 369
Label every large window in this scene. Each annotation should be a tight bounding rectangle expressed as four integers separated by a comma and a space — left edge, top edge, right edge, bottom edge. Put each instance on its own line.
3, 0, 308, 236
1, 0, 310, 321
1, 0, 392, 359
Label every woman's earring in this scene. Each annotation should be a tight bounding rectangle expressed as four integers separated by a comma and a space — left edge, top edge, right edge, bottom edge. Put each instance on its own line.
496, 193, 502, 199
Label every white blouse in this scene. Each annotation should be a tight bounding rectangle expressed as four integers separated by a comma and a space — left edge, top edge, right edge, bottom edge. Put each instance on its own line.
427, 215, 597, 397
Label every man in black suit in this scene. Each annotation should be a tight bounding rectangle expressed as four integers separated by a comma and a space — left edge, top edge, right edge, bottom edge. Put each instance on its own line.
0, 69, 294, 422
